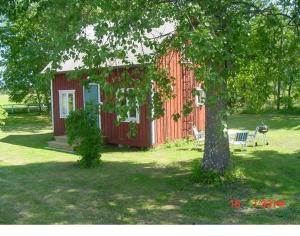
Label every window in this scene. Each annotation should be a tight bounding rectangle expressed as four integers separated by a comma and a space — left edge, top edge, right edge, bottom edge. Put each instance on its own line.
195, 87, 205, 107
59, 90, 75, 118
117, 88, 140, 123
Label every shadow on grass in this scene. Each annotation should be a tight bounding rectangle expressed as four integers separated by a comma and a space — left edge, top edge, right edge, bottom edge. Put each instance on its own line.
0, 159, 200, 224
0, 149, 299, 224
237, 150, 300, 194
0, 133, 53, 149
0, 133, 150, 154
181, 149, 300, 224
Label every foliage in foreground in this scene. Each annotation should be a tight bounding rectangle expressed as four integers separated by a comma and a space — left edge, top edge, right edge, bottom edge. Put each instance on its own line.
65, 104, 102, 168
0, 105, 8, 127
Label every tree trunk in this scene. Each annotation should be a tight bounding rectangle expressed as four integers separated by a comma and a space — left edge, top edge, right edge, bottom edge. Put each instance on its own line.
43, 90, 51, 113
287, 80, 293, 110
276, 26, 284, 111
276, 78, 281, 110
202, 79, 230, 174
36, 90, 43, 114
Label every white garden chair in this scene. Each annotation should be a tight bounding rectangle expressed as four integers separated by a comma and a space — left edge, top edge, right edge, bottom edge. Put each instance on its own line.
229, 131, 249, 150
192, 125, 205, 147
247, 128, 258, 148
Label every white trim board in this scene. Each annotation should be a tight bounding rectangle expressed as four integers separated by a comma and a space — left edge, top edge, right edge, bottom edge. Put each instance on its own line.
50, 80, 54, 131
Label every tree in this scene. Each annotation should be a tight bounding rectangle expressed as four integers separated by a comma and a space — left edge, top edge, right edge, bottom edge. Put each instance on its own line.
0, 4, 51, 111
227, 11, 300, 113
236, 1, 300, 112
1, 0, 298, 174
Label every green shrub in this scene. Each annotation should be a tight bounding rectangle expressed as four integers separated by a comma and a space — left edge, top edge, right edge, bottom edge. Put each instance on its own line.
224, 166, 246, 183
191, 160, 246, 185
65, 103, 102, 168
191, 161, 222, 184
164, 139, 173, 148
0, 106, 8, 127
161, 138, 192, 149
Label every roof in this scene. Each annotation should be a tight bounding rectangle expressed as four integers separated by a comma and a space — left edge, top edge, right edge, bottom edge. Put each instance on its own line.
43, 22, 176, 73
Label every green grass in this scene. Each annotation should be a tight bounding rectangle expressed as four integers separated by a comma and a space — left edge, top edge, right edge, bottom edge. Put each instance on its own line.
0, 113, 299, 224
0, 94, 12, 105
0, 94, 19, 106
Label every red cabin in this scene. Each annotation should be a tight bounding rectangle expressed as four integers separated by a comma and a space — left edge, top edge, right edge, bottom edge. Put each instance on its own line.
48, 23, 205, 149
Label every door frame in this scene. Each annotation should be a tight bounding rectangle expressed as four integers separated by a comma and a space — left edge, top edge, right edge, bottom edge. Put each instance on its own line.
83, 83, 101, 129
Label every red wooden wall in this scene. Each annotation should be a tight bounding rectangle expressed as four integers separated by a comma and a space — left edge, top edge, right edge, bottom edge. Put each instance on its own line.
52, 74, 84, 136
52, 71, 151, 147
100, 68, 150, 147
154, 51, 205, 146
52, 51, 205, 147
155, 51, 184, 144
101, 105, 150, 147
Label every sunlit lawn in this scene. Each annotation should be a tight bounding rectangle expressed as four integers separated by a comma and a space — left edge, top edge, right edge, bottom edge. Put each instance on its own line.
0, 94, 13, 105
0, 113, 299, 224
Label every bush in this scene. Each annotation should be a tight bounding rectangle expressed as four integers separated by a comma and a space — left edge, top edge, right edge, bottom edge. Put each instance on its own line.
190, 160, 246, 185
191, 161, 223, 184
65, 103, 103, 168
0, 106, 8, 127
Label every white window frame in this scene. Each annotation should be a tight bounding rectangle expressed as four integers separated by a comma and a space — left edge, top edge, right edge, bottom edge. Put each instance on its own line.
117, 88, 140, 123
195, 87, 205, 107
59, 90, 75, 118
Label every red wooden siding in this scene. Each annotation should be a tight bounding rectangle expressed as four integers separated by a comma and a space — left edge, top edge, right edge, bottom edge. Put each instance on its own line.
52, 74, 84, 136
100, 69, 150, 147
155, 51, 184, 145
52, 52, 205, 147
101, 105, 150, 147
52, 70, 151, 147
154, 51, 205, 145
182, 67, 205, 135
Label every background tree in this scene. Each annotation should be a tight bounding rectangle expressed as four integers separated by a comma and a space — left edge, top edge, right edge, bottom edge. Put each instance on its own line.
228, 1, 300, 112
0, 3, 51, 111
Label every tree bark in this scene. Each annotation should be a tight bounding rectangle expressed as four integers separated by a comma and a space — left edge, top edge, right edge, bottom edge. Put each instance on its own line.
36, 90, 42, 114
287, 79, 293, 110
43, 90, 51, 113
277, 26, 284, 111
276, 78, 281, 110
202, 79, 230, 174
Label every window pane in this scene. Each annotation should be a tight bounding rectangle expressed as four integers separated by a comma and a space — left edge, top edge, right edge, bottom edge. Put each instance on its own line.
129, 107, 137, 119
198, 93, 202, 104
200, 90, 205, 103
61, 93, 68, 116
121, 97, 127, 106
68, 93, 74, 112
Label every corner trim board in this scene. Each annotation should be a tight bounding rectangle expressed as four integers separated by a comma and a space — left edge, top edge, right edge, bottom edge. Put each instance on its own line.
50, 79, 54, 131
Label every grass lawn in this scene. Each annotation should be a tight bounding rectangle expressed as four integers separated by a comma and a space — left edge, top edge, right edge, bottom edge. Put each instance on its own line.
0, 94, 9, 106
0, 113, 299, 224
0, 94, 13, 105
